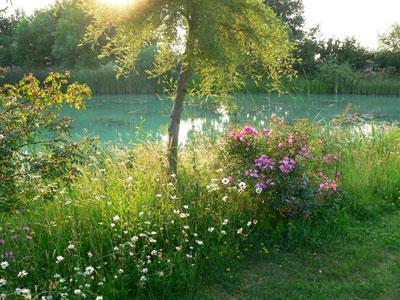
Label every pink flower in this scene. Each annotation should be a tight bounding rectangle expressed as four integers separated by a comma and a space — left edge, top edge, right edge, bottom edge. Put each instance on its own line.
263, 128, 272, 138
279, 157, 296, 174
232, 126, 258, 142
322, 154, 338, 164
298, 147, 311, 159
319, 179, 338, 194
254, 155, 275, 170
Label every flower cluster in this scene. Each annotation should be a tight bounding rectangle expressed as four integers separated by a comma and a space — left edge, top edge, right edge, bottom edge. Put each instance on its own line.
224, 119, 341, 219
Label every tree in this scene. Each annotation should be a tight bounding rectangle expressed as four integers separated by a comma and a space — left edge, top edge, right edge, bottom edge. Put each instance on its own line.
84, 0, 294, 174
13, 10, 58, 68
264, 0, 305, 38
52, 0, 100, 68
0, 9, 23, 67
379, 23, 400, 52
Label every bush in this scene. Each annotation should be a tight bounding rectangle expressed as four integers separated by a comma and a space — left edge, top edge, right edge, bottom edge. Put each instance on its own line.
222, 118, 341, 220
0, 72, 92, 210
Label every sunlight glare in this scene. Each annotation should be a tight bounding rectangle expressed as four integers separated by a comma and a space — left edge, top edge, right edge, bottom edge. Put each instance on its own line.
98, 0, 132, 5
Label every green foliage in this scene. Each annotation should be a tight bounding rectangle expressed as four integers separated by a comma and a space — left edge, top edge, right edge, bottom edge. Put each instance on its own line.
84, 0, 295, 98
379, 23, 400, 52
0, 72, 92, 210
52, 0, 100, 68
264, 0, 305, 39
316, 63, 358, 94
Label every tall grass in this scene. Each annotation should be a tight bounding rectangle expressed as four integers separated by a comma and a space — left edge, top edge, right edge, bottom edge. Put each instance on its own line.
1, 124, 400, 299
3, 67, 400, 96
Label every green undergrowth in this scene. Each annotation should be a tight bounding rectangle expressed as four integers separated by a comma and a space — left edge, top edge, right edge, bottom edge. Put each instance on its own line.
1, 124, 400, 299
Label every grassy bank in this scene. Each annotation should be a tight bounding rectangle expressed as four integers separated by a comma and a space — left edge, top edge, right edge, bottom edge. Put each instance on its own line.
1, 123, 400, 299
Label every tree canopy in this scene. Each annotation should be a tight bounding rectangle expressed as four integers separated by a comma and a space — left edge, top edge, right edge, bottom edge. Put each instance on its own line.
84, 0, 295, 173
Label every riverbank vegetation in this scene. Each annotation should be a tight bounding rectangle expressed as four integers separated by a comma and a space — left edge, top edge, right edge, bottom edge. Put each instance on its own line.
1, 0, 400, 96
2, 74, 400, 298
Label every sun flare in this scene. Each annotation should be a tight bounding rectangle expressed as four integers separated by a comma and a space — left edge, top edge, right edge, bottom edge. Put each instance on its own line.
98, 0, 132, 5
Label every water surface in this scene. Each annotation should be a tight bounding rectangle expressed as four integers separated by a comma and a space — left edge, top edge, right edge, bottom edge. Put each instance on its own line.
62, 94, 400, 144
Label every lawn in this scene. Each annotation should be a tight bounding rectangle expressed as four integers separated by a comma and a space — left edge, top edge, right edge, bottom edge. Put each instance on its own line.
198, 209, 400, 300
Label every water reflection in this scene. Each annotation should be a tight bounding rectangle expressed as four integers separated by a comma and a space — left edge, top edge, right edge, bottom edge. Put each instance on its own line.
61, 94, 400, 144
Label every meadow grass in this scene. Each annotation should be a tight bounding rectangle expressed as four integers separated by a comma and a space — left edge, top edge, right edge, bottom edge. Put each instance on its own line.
1, 124, 400, 299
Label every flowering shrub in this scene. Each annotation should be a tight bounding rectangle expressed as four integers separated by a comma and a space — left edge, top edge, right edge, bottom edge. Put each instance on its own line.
0, 73, 92, 210
223, 118, 341, 219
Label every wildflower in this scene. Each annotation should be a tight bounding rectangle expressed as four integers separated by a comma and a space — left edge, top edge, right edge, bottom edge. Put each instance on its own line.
22, 226, 31, 232
319, 179, 338, 194
287, 134, 295, 145
238, 182, 247, 190
255, 188, 263, 194
208, 227, 215, 232
196, 240, 204, 245
119, 269, 124, 274
131, 236, 139, 242
67, 244, 75, 250
221, 178, 230, 185
222, 219, 229, 225
95, 297, 103, 300
151, 250, 157, 256
298, 147, 311, 159
158, 271, 164, 277
279, 157, 296, 174
74, 289, 81, 295
5, 251, 13, 258
15, 288, 31, 298
233, 126, 258, 142
83, 266, 95, 276
247, 221, 252, 227
183, 205, 189, 209
26, 236, 32, 241
254, 155, 275, 170
17, 270, 28, 278
56, 256, 64, 263
110, 223, 116, 228
263, 128, 272, 138
88, 252, 93, 258
186, 254, 193, 259
1, 261, 9, 269
322, 154, 338, 164
0, 278, 6, 287
175, 246, 182, 251
222, 195, 229, 202
140, 275, 147, 281
0, 239, 4, 245
221, 230, 227, 235
113, 246, 119, 251
112, 215, 120, 222
237, 228, 243, 234
253, 219, 258, 225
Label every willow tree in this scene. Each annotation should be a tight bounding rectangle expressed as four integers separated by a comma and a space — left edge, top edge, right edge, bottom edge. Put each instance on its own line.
84, 0, 294, 174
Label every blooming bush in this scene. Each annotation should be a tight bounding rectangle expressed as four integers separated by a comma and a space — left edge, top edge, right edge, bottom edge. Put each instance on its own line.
223, 118, 341, 219
0, 73, 92, 210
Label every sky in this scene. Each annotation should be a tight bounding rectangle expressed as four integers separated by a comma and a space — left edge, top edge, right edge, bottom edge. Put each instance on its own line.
5, 0, 400, 50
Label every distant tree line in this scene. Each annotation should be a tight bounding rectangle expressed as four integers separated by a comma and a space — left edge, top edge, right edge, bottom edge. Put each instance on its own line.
1, 0, 400, 88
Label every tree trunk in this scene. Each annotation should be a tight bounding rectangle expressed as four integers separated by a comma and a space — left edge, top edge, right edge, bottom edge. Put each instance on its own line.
168, 64, 189, 175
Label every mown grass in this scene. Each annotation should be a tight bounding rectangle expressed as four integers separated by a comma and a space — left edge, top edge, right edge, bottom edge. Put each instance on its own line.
1, 123, 400, 299
197, 208, 400, 300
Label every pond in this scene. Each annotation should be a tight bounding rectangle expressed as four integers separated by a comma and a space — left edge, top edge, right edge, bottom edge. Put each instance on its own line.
62, 94, 400, 144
